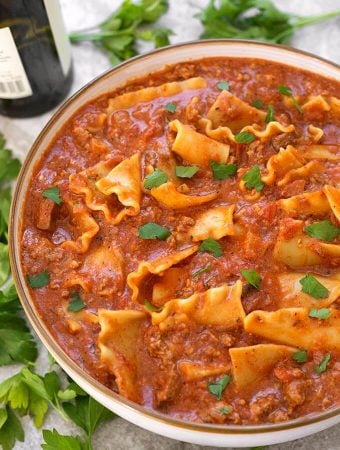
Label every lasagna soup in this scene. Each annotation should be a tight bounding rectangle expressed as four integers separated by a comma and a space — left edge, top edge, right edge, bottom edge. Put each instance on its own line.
21, 57, 340, 425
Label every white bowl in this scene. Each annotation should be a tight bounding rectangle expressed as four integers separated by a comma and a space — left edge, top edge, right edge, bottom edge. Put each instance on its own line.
9, 40, 340, 447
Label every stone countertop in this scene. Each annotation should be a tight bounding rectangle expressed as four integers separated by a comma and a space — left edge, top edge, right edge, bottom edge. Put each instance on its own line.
0, 0, 339, 448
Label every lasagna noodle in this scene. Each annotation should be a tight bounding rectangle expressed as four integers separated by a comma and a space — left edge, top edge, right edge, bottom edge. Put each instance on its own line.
297, 145, 340, 161
151, 281, 245, 331
244, 308, 340, 350
324, 185, 340, 221
150, 181, 218, 209
229, 344, 297, 390
107, 77, 207, 112
169, 119, 229, 167
127, 245, 198, 303
190, 205, 235, 241
152, 267, 182, 305
98, 309, 147, 402
278, 190, 330, 217
178, 362, 230, 381
277, 272, 340, 308
206, 90, 266, 132
61, 202, 99, 253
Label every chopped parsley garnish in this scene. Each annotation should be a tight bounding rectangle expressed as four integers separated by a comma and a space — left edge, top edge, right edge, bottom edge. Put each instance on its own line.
217, 80, 230, 91
165, 102, 176, 113
252, 99, 264, 109
278, 85, 303, 113
315, 353, 331, 374
138, 222, 171, 240
210, 160, 237, 180
144, 300, 163, 312
299, 274, 329, 299
193, 263, 212, 279
219, 406, 230, 415
265, 104, 275, 123
144, 169, 168, 189
199, 238, 223, 258
68, 292, 86, 312
309, 308, 331, 320
42, 186, 62, 205
27, 270, 50, 288
242, 165, 264, 192
292, 350, 308, 363
235, 131, 255, 144
304, 220, 340, 242
240, 269, 261, 289
175, 165, 199, 178
207, 375, 231, 400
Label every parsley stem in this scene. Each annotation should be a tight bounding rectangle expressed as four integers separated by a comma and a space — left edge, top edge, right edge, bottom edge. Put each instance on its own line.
292, 10, 340, 28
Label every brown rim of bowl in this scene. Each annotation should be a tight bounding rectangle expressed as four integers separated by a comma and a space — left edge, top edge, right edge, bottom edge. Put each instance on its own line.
9, 39, 339, 434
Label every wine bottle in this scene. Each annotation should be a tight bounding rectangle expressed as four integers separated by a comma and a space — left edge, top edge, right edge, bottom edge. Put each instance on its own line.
0, 0, 73, 118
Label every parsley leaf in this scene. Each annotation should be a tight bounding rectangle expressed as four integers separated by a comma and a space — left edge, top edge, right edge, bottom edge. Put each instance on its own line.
208, 375, 231, 400
292, 350, 308, 363
299, 274, 329, 299
193, 263, 212, 278
42, 186, 62, 205
210, 160, 237, 180
27, 270, 50, 288
144, 300, 163, 312
242, 165, 264, 192
0, 406, 24, 450
68, 292, 86, 312
219, 406, 230, 414
138, 222, 171, 240
278, 85, 303, 113
265, 104, 275, 123
69, 0, 169, 66
165, 102, 176, 113
315, 353, 331, 374
63, 396, 115, 443
0, 243, 9, 286
175, 165, 198, 178
235, 131, 255, 144
198, 0, 340, 44
252, 99, 264, 109
199, 238, 223, 257
304, 220, 340, 242
240, 269, 261, 289
217, 80, 230, 91
309, 308, 331, 320
144, 169, 168, 189
41, 429, 86, 450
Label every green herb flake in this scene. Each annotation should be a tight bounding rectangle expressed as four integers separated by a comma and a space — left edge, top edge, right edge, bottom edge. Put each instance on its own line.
210, 160, 237, 180
308, 308, 331, 320
138, 222, 171, 240
193, 263, 212, 279
265, 104, 275, 123
199, 238, 223, 258
165, 102, 176, 113
242, 165, 264, 192
240, 269, 262, 289
252, 99, 264, 109
217, 80, 230, 91
144, 169, 168, 189
299, 274, 329, 299
235, 131, 255, 144
207, 375, 231, 400
42, 186, 62, 205
292, 350, 308, 363
304, 220, 340, 242
278, 85, 303, 113
175, 165, 199, 178
219, 406, 230, 415
144, 300, 163, 312
27, 271, 50, 289
68, 292, 86, 312
315, 353, 331, 374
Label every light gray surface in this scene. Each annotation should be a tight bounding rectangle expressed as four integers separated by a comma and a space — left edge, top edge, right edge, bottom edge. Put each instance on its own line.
0, 0, 339, 448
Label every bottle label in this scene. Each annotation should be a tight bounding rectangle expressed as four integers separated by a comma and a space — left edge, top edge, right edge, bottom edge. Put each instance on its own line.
0, 27, 33, 99
43, 0, 71, 76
